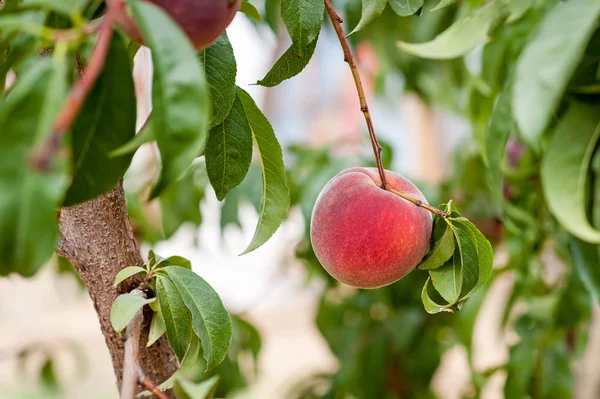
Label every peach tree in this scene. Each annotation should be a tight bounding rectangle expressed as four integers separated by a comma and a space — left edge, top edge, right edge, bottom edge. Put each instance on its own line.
0, 0, 599, 397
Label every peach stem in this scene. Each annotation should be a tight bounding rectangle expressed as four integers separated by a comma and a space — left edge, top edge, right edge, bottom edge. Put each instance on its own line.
324, 0, 389, 191
30, 14, 114, 171
386, 187, 449, 218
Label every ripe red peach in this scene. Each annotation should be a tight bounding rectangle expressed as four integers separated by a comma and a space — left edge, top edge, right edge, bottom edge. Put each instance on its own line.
310, 167, 432, 289
106, 0, 241, 50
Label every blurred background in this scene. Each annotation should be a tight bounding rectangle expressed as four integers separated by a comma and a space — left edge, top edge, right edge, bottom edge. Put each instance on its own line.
2, 1, 600, 398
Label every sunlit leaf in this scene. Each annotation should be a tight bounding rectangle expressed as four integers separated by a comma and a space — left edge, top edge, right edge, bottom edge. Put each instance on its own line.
512, 0, 600, 148
349, 0, 387, 35
237, 88, 290, 253
398, 1, 507, 59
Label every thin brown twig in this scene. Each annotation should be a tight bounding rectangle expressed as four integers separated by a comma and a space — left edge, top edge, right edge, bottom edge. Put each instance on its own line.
387, 187, 449, 218
121, 289, 145, 399
52, 18, 103, 42
30, 14, 114, 171
324, 0, 388, 190
138, 367, 169, 399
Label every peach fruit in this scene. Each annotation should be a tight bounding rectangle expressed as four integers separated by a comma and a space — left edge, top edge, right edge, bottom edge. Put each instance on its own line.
107, 0, 241, 50
310, 167, 432, 289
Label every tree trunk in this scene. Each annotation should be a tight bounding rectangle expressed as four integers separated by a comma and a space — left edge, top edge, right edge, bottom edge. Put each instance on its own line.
56, 182, 177, 396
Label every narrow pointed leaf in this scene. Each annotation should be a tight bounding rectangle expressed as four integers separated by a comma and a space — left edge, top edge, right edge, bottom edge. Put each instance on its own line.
240, 1, 262, 22
164, 267, 232, 371
398, 1, 507, 59
349, 0, 387, 35
237, 88, 290, 253
147, 308, 167, 347
64, 35, 136, 206
128, 0, 209, 198
257, 37, 319, 87
257, 0, 323, 86
206, 94, 253, 201
199, 34, 237, 128
541, 102, 600, 243
156, 276, 193, 361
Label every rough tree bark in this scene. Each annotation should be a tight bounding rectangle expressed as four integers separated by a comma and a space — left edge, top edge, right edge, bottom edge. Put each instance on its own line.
56, 182, 178, 397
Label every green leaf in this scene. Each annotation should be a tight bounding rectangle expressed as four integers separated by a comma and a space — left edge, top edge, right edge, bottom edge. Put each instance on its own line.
418, 218, 455, 271
240, 1, 262, 22
257, 0, 324, 86
159, 163, 206, 238
64, 35, 136, 206
421, 277, 455, 314
388, 0, 423, 16
147, 308, 167, 347
20, 0, 86, 15
206, 94, 253, 201
512, 0, 600, 148
541, 102, 600, 243
113, 266, 146, 287
109, 117, 155, 157
110, 293, 154, 333
569, 236, 600, 302
199, 33, 237, 128
504, 317, 544, 399
429, 253, 463, 304
158, 335, 201, 392
237, 88, 290, 253
163, 256, 192, 270
156, 276, 193, 361
128, 0, 210, 198
0, 60, 66, 277
174, 376, 220, 399
349, 0, 387, 35
485, 82, 514, 215
454, 218, 493, 300
398, 1, 507, 59
430, 0, 455, 11
164, 267, 232, 371
256, 37, 318, 87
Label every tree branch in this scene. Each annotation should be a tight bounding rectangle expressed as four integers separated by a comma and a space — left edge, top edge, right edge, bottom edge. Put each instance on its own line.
58, 182, 178, 397
30, 14, 114, 171
139, 367, 169, 399
121, 289, 146, 399
324, 0, 388, 190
